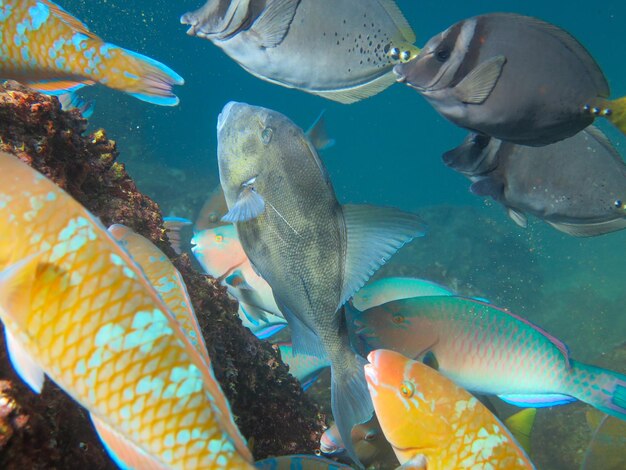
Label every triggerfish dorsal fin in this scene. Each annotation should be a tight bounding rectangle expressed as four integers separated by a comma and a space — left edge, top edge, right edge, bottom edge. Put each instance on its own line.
90, 414, 169, 470
504, 408, 537, 456
41, 0, 101, 41
465, 297, 572, 368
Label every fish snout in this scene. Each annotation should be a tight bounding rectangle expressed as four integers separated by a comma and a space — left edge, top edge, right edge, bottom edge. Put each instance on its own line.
363, 363, 379, 388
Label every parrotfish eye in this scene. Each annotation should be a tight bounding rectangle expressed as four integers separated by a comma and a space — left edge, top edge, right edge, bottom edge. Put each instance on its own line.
209, 214, 218, 223
314, 449, 322, 456
435, 47, 451, 62
364, 430, 378, 441
392, 314, 405, 324
400, 381, 414, 398
261, 127, 273, 144
215, 234, 224, 242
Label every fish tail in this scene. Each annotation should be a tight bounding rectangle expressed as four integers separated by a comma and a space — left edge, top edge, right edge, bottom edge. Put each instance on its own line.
94, 42, 184, 106
568, 360, 626, 420
604, 96, 626, 136
330, 352, 373, 468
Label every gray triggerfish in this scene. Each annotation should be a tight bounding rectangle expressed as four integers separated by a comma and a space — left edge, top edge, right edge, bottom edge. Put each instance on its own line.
217, 101, 426, 465
181, 0, 418, 103
443, 127, 626, 237
394, 13, 626, 146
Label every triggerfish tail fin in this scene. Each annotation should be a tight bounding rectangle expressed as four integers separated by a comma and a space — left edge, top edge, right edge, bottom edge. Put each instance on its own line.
605, 96, 626, 136
331, 353, 373, 468
100, 46, 184, 106
568, 360, 626, 420
504, 408, 537, 456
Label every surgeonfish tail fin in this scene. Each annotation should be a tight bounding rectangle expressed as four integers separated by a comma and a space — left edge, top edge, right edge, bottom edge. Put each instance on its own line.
330, 353, 373, 468
605, 96, 626, 136
97, 43, 184, 106
569, 360, 626, 420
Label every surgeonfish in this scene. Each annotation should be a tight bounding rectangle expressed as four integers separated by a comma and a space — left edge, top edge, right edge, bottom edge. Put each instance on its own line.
0, 151, 253, 468
443, 128, 626, 237
277, 342, 330, 391
255, 454, 351, 470
352, 276, 454, 311
181, 0, 418, 103
582, 410, 626, 470
217, 101, 426, 464
394, 13, 626, 146
348, 295, 626, 420
0, 0, 183, 105
365, 349, 536, 469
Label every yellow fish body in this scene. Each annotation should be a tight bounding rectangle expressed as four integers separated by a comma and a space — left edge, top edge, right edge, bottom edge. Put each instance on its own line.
364, 349, 535, 470
0, 151, 252, 468
0, 0, 183, 105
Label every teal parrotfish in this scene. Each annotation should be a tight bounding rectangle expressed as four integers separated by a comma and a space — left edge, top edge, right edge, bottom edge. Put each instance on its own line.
0, 0, 183, 105
348, 295, 626, 420
217, 101, 426, 464
181, 0, 419, 103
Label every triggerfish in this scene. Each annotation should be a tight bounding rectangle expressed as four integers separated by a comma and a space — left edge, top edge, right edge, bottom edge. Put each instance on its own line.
443, 128, 626, 237
394, 13, 626, 146
0, 151, 253, 468
365, 349, 536, 469
217, 101, 426, 464
1, 0, 183, 105
181, 0, 418, 103
349, 295, 626, 420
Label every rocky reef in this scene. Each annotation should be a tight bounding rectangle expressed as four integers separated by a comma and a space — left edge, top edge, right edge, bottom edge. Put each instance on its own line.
0, 82, 324, 467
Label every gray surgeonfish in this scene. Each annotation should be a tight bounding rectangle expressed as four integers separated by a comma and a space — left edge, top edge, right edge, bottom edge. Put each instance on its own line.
181, 0, 418, 103
394, 13, 626, 146
443, 127, 626, 237
217, 101, 426, 465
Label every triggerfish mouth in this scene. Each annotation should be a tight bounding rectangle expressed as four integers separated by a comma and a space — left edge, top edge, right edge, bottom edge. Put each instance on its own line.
0, 0, 183, 105
365, 349, 536, 469
0, 151, 253, 468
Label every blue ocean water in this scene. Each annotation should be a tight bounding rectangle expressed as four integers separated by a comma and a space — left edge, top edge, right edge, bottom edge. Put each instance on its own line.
60, 1, 626, 468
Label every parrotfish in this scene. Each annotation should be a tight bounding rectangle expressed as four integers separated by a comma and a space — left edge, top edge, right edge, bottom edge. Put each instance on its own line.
394, 13, 626, 146
277, 342, 330, 391
0, 151, 253, 468
352, 276, 454, 311
195, 185, 230, 232
443, 128, 626, 237
255, 454, 351, 470
365, 349, 536, 469
1, 0, 183, 105
349, 295, 626, 420
217, 101, 426, 464
181, 0, 418, 103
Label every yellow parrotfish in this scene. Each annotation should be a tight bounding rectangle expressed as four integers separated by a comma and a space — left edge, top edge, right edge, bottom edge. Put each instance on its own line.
0, 151, 253, 469
0, 0, 183, 105
365, 349, 536, 469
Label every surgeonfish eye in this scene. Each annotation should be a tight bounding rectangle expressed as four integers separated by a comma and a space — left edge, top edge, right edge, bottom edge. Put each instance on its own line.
400, 381, 414, 398
615, 199, 624, 210
400, 50, 411, 62
389, 47, 400, 60
261, 127, 273, 144
435, 47, 451, 62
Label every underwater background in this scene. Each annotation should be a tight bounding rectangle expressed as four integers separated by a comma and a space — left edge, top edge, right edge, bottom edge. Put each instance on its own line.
60, 1, 626, 468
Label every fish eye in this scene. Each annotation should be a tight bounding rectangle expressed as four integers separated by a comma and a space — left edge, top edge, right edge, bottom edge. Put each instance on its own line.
389, 47, 400, 60
400, 50, 411, 62
392, 314, 404, 324
615, 199, 623, 209
364, 430, 378, 441
435, 47, 451, 62
400, 381, 414, 398
215, 235, 224, 242
209, 214, 218, 223
261, 127, 273, 144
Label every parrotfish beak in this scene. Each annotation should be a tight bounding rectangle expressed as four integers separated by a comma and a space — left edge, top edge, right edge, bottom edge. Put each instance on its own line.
364, 351, 381, 390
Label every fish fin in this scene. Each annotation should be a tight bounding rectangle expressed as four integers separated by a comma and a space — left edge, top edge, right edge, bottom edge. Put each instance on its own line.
454, 55, 506, 104
57, 91, 95, 118
90, 414, 168, 470
252, 322, 287, 340
41, 0, 100, 40
237, 298, 270, 323
469, 177, 503, 200
344, 302, 371, 358
163, 216, 192, 255
222, 187, 266, 223
250, 0, 299, 48
569, 360, 626, 421
339, 205, 426, 310
306, 111, 336, 151
311, 71, 397, 104
498, 393, 576, 407
583, 126, 623, 162
507, 208, 528, 228
300, 373, 322, 391
504, 408, 536, 455
605, 96, 626, 137
585, 408, 605, 431
331, 354, 374, 467
27, 80, 93, 95
274, 297, 326, 358
378, 0, 416, 43
422, 351, 439, 371
546, 219, 626, 237
396, 454, 427, 470
581, 414, 626, 470
4, 327, 45, 394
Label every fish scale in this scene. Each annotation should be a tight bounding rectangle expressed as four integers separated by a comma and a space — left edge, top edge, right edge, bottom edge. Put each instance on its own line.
0, 152, 253, 469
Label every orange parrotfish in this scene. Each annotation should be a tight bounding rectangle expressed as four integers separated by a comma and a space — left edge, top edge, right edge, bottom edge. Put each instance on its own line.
0, 151, 253, 469
365, 349, 536, 469
0, 0, 183, 105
